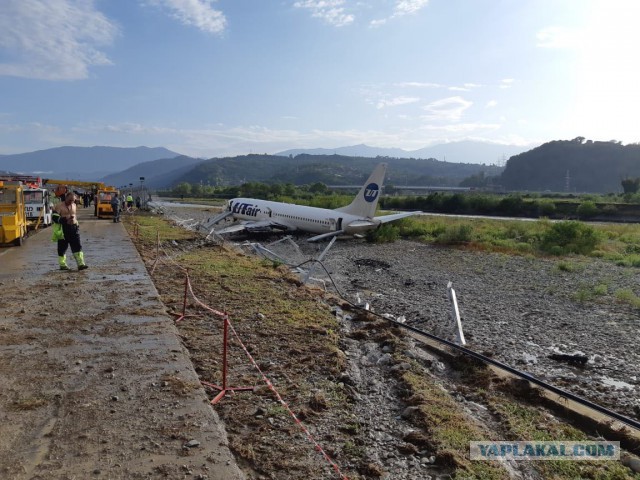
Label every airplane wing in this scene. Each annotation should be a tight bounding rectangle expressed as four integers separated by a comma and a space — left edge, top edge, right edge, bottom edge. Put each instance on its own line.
216, 223, 248, 234
307, 230, 346, 243
375, 211, 422, 224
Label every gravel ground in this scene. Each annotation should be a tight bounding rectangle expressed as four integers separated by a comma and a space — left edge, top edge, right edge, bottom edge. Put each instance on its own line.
154, 200, 640, 424
321, 240, 640, 421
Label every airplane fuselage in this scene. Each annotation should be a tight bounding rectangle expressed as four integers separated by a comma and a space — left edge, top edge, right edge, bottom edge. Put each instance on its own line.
228, 198, 380, 235
210, 164, 419, 242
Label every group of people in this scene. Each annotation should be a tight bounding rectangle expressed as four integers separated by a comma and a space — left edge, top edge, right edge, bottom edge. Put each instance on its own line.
109, 192, 137, 223
80, 192, 93, 208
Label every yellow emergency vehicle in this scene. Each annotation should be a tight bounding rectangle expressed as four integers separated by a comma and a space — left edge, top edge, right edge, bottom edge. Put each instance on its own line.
96, 187, 119, 219
0, 180, 28, 246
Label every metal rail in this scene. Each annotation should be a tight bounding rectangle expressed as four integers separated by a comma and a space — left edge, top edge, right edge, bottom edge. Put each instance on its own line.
393, 317, 640, 432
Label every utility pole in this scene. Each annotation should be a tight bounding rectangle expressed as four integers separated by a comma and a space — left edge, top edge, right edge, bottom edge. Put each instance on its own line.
139, 177, 145, 208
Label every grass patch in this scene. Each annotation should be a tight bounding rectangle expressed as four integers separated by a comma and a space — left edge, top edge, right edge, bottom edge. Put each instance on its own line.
488, 396, 640, 479
11, 396, 47, 410
614, 288, 640, 309
556, 260, 582, 273
124, 212, 197, 244
401, 371, 509, 479
398, 215, 640, 266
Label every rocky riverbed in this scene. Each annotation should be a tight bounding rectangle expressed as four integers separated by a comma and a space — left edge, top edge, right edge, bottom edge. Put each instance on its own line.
322, 240, 640, 422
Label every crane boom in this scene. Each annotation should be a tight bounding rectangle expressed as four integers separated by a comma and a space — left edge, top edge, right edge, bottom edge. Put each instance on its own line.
43, 179, 106, 189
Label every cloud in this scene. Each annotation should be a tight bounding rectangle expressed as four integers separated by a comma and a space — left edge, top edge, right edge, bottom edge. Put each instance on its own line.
293, 0, 354, 27
0, 0, 117, 80
536, 26, 581, 48
395, 81, 442, 88
376, 96, 420, 109
422, 96, 472, 121
449, 83, 482, 92
499, 78, 514, 89
146, 0, 226, 34
393, 0, 430, 16
418, 123, 501, 133
3, 117, 514, 158
486, 100, 497, 108
371, 0, 429, 27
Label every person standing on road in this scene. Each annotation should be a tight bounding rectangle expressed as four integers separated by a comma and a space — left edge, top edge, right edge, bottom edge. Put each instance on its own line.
110, 192, 120, 223
126, 193, 134, 211
52, 192, 88, 271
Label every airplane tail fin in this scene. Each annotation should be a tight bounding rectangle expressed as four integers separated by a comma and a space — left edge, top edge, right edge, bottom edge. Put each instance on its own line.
335, 163, 387, 218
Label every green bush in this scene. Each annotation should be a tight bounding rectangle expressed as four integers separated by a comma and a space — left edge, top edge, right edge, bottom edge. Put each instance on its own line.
497, 195, 524, 215
434, 224, 473, 245
576, 201, 599, 218
395, 217, 432, 238
536, 199, 557, 217
556, 261, 577, 272
540, 221, 600, 255
366, 224, 399, 243
615, 288, 640, 308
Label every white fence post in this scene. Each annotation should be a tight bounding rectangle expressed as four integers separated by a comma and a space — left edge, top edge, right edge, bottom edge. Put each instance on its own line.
447, 281, 466, 346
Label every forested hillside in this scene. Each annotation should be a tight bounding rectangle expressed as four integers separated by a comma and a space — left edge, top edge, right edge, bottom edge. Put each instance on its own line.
101, 156, 205, 188
175, 154, 503, 187
500, 138, 640, 193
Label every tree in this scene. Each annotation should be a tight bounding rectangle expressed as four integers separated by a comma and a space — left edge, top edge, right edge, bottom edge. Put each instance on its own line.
173, 182, 192, 195
459, 171, 488, 188
309, 182, 329, 194
621, 177, 640, 194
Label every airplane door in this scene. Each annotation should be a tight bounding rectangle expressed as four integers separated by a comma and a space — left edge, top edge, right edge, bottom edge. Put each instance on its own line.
329, 218, 336, 231
337, 218, 343, 230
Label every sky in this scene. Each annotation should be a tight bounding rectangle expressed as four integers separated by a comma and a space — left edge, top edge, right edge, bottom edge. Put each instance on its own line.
1, 0, 639, 159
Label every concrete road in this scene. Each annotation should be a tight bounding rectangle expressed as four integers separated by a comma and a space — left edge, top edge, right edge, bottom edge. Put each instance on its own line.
0, 207, 244, 479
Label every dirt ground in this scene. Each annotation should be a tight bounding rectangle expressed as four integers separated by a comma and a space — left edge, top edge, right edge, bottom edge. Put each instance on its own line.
0, 207, 243, 480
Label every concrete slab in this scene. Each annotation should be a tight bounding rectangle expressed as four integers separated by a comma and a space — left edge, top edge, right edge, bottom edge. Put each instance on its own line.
0, 207, 244, 479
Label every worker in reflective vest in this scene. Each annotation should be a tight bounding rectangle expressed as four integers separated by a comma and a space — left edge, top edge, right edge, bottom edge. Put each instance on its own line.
52, 192, 88, 271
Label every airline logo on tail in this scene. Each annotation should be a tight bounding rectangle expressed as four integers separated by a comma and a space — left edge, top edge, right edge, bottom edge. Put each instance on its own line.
364, 183, 379, 203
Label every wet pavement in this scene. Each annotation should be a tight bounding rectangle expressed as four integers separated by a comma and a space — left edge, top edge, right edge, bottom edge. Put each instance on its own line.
0, 207, 244, 479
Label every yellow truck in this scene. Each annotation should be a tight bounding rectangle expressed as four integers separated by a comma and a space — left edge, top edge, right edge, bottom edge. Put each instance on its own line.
96, 187, 119, 219
0, 180, 28, 246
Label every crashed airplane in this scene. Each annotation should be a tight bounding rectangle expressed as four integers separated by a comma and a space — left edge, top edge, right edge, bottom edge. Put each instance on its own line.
205, 163, 421, 242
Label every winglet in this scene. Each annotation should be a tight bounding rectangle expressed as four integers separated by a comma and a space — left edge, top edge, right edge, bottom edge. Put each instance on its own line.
335, 163, 387, 218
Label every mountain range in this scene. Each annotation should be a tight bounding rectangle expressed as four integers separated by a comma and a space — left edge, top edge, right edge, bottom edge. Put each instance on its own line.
0, 146, 181, 180
0, 141, 543, 191
0, 141, 529, 181
1, 139, 635, 193
276, 141, 531, 165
